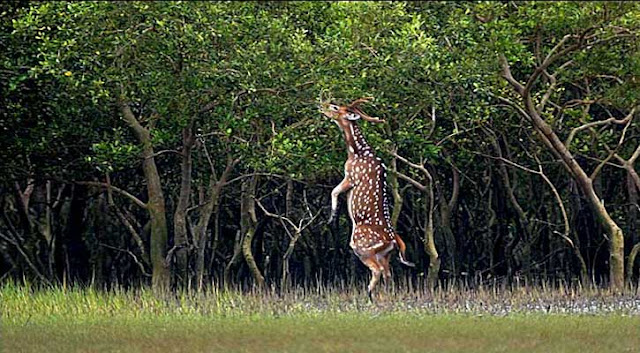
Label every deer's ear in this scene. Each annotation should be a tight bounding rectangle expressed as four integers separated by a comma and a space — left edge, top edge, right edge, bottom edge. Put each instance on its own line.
345, 112, 361, 121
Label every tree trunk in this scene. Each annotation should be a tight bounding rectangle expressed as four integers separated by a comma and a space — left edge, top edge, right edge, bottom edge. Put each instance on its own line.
173, 123, 195, 287
145, 167, 170, 292
281, 230, 301, 290
223, 230, 243, 287
240, 175, 265, 287
118, 99, 169, 292
436, 164, 459, 277
194, 157, 236, 291
625, 170, 639, 285
281, 178, 296, 289
390, 157, 404, 229
628, 243, 640, 285
285, 178, 293, 218
193, 175, 216, 291
424, 177, 439, 289
578, 174, 624, 289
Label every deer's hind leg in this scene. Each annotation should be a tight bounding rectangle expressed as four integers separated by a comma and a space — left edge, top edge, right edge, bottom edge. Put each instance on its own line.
376, 243, 394, 281
379, 251, 392, 281
376, 245, 395, 296
358, 255, 383, 302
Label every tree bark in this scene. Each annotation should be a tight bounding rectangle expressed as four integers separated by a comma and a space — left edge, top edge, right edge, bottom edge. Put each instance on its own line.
193, 157, 236, 291
223, 229, 243, 287
390, 157, 404, 229
436, 164, 459, 277
240, 175, 265, 287
424, 178, 440, 289
173, 123, 195, 287
628, 243, 640, 285
281, 230, 301, 290
118, 99, 169, 292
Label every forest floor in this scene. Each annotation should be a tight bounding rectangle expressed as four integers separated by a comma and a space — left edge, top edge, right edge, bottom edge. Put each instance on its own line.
2, 282, 640, 353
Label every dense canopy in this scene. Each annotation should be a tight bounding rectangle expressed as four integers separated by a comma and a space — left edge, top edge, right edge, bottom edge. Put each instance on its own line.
1, 1, 640, 290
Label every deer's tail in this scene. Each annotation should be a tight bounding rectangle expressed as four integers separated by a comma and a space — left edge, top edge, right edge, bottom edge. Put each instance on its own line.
394, 233, 415, 267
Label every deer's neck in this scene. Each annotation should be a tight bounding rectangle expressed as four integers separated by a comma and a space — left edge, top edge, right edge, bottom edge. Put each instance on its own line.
342, 122, 373, 159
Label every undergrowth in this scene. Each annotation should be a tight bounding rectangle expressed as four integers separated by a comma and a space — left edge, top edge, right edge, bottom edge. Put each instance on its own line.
3, 279, 639, 326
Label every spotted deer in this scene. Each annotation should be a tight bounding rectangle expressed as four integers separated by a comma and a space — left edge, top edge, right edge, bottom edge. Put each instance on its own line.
321, 97, 414, 300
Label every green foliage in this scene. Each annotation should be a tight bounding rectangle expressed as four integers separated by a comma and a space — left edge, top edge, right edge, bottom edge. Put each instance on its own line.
2, 2, 502, 181
4, 0, 640, 290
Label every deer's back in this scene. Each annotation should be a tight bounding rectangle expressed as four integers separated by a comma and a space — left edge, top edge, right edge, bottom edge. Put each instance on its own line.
346, 154, 393, 233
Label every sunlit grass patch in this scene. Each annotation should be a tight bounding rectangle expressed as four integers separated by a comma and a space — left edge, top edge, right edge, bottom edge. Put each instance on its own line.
3, 312, 640, 353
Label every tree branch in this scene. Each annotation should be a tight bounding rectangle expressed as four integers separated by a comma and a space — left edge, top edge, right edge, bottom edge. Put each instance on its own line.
0, 231, 51, 284
389, 169, 426, 192
473, 151, 574, 248
105, 174, 148, 264
145, 149, 182, 159
498, 53, 525, 95
565, 107, 634, 148
590, 112, 633, 180
99, 243, 151, 277
74, 181, 147, 209
117, 97, 149, 140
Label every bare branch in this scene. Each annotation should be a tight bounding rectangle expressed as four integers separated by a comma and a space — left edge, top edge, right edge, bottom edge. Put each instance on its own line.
577, 153, 625, 169
537, 70, 557, 114
498, 53, 525, 95
543, 34, 574, 65
565, 107, 634, 148
99, 242, 151, 277
199, 136, 218, 180
224, 172, 333, 189
535, 158, 573, 249
74, 181, 147, 209
486, 93, 532, 122
225, 173, 289, 186
0, 231, 51, 284
593, 74, 624, 84
105, 174, 148, 263
255, 197, 299, 231
628, 144, 640, 166
563, 99, 597, 110
145, 149, 182, 159
435, 126, 482, 147
390, 169, 426, 192
390, 151, 430, 180
591, 112, 634, 180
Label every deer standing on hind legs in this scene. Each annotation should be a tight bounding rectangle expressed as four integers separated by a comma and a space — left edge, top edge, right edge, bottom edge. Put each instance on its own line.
320, 97, 414, 302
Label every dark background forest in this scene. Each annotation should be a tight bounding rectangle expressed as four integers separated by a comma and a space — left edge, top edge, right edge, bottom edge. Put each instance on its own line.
2, 1, 640, 292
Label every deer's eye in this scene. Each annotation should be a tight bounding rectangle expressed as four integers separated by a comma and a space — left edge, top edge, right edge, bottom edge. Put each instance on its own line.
345, 113, 360, 121
329, 105, 339, 111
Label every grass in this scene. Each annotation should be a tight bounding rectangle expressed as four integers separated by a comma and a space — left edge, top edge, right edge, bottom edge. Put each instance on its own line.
2, 281, 640, 352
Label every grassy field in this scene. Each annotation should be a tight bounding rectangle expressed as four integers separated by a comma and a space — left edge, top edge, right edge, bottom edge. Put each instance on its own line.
2, 282, 640, 353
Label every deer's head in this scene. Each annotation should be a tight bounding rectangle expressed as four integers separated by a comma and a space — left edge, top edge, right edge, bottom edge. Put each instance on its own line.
319, 97, 385, 129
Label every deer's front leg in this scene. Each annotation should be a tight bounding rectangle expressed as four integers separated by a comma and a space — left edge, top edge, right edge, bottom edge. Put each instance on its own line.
328, 176, 352, 224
